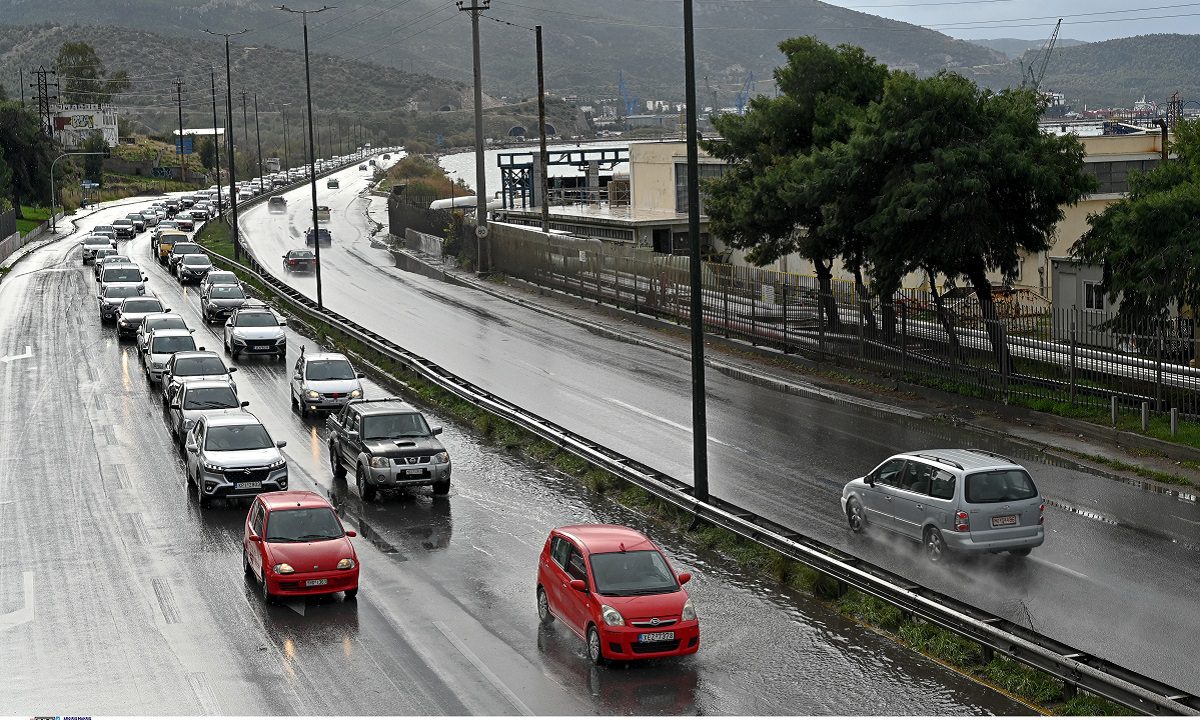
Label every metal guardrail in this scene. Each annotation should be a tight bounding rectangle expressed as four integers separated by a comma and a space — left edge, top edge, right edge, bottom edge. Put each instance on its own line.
203, 167, 1199, 717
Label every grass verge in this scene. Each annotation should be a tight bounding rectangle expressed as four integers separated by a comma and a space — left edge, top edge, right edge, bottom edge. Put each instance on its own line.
16, 206, 51, 236
195, 224, 1134, 716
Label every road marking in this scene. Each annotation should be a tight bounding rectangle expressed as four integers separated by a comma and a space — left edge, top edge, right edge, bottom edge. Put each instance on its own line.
1028, 556, 1089, 581
433, 620, 533, 716
0, 346, 32, 363
1172, 514, 1200, 527
0, 571, 34, 631
606, 397, 746, 453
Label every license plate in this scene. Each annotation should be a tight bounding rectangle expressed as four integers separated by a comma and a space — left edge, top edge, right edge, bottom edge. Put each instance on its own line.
235, 481, 262, 490
254, 345, 269, 350
305, 578, 327, 587
404, 469, 424, 476
991, 514, 1018, 527
638, 631, 675, 643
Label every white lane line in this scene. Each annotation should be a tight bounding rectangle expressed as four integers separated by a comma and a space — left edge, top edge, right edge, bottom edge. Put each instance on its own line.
0, 346, 33, 363
606, 397, 747, 453
1028, 556, 1089, 581
433, 620, 533, 716
0, 571, 35, 631
1172, 514, 1200, 527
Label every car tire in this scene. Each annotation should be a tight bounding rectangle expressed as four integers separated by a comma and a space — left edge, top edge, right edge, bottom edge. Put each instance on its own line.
923, 526, 947, 564
587, 625, 606, 666
290, 391, 298, 410
299, 401, 308, 419
344, 588, 358, 600
1009, 548, 1032, 557
261, 574, 275, 605
537, 586, 553, 626
244, 549, 253, 576
330, 443, 346, 478
357, 466, 376, 502
432, 479, 450, 496
197, 479, 211, 508
846, 498, 866, 533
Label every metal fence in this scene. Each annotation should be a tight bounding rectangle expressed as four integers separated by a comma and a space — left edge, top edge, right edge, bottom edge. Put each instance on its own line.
489, 225, 1200, 421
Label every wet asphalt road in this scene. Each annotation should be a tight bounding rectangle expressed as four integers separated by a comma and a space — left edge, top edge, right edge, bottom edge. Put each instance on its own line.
235, 158, 1200, 696
0, 201, 1026, 714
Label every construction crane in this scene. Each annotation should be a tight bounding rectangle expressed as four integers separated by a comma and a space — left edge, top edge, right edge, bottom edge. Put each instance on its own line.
1023, 19, 1061, 92
618, 71, 639, 117
734, 71, 755, 115
704, 75, 719, 114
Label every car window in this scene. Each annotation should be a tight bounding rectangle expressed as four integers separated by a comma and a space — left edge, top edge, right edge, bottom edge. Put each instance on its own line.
362, 412, 429, 440
210, 286, 245, 299
183, 255, 210, 266
305, 359, 355, 381
250, 504, 265, 536
152, 336, 197, 354
174, 357, 227, 376
550, 537, 571, 569
589, 550, 678, 596
122, 299, 163, 314
183, 386, 238, 410
930, 469, 957, 500
965, 470, 1038, 503
102, 267, 143, 283
147, 317, 187, 332
264, 508, 342, 542
566, 548, 588, 583
104, 286, 141, 299
234, 312, 277, 327
204, 424, 273, 451
173, 243, 202, 255
899, 461, 934, 495
872, 458, 906, 487
207, 272, 237, 285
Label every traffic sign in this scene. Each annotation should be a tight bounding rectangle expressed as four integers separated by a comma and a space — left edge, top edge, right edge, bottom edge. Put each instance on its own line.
175, 137, 194, 154
81, 181, 99, 189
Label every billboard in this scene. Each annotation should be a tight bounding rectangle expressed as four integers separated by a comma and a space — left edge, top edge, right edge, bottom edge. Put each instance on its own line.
52, 104, 119, 149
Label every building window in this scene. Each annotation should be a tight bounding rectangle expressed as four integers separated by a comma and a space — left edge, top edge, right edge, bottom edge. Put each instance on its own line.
1086, 158, 1160, 194
1084, 282, 1105, 311
674, 162, 727, 214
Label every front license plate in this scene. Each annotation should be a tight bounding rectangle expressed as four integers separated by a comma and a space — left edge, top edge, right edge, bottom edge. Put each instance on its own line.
638, 631, 675, 643
235, 481, 262, 490
404, 469, 424, 476
254, 345, 269, 350
305, 578, 327, 587
991, 514, 1018, 527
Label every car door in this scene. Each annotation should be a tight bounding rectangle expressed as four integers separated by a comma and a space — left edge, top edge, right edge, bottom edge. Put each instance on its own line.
893, 461, 935, 540
542, 536, 571, 624
185, 418, 204, 479
863, 458, 905, 531
291, 357, 304, 401
168, 385, 184, 434
246, 501, 267, 579
563, 547, 594, 636
343, 410, 365, 466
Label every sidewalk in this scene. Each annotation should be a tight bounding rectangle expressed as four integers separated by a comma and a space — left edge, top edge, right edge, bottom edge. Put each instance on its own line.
394, 246, 1200, 493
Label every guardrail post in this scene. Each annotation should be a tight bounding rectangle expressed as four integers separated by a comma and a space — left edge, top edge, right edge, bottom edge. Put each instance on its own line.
1142, 401, 1150, 431
1069, 321, 1077, 404
1062, 682, 1078, 700
980, 646, 994, 664
1111, 395, 1118, 427
1171, 407, 1178, 437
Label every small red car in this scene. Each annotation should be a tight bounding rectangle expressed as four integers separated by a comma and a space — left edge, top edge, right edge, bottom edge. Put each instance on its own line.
243, 490, 359, 602
537, 524, 698, 665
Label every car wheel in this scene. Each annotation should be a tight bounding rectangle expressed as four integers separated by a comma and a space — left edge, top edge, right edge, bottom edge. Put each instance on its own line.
290, 391, 298, 410
299, 401, 308, 419
357, 466, 376, 502
197, 481, 211, 508
924, 526, 947, 564
846, 498, 866, 533
244, 549, 253, 576
537, 586, 553, 626
344, 588, 358, 600
330, 443, 346, 478
1009, 548, 1032, 557
261, 573, 275, 604
432, 479, 450, 496
587, 625, 606, 666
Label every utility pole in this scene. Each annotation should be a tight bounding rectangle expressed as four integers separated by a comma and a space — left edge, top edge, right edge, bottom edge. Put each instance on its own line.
203, 28, 251, 261
175, 79, 187, 183
18, 68, 25, 106
281, 103, 291, 170
209, 67, 224, 216
30, 66, 58, 137
254, 93, 264, 181
536, 24, 549, 232
682, 0, 709, 502
457, 0, 490, 274
278, 4, 333, 310
241, 90, 250, 161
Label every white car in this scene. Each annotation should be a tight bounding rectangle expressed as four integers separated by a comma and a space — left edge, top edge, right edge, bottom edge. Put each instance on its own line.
183, 411, 287, 507
224, 302, 287, 360
137, 312, 191, 360
161, 350, 238, 402
166, 379, 246, 447
290, 348, 364, 418
145, 328, 198, 383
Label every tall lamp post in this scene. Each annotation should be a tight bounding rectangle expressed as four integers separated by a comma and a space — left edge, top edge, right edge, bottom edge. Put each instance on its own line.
278, 4, 333, 310
203, 28, 251, 262
280, 102, 292, 171
254, 93, 264, 181
50, 151, 107, 233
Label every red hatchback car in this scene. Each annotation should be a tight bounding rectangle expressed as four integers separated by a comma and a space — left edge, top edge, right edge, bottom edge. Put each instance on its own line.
537, 524, 699, 665
243, 491, 360, 602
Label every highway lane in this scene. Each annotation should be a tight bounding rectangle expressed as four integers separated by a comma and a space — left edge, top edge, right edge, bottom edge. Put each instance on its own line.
0, 200, 1023, 714
237, 156, 1200, 695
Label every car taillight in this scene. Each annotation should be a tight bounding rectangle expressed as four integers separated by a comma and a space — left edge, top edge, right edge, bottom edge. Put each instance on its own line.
1038, 503, 1045, 525
955, 511, 970, 532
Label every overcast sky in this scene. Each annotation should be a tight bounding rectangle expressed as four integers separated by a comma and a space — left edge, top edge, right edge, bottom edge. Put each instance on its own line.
815, 0, 1190, 42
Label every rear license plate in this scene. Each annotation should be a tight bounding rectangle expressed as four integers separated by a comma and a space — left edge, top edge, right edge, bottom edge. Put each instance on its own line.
991, 514, 1018, 527
404, 469, 424, 476
235, 481, 262, 490
638, 631, 675, 643
305, 578, 327, 587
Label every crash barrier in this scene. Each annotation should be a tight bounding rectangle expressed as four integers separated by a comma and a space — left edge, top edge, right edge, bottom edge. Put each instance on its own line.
486, 223, 1200, 420
199, 230, 1197, 716
404, 228, 443, 261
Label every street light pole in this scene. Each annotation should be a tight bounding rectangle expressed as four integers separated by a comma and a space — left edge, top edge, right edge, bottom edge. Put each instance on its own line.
209, 67, 224, 217
278, 4, 333, 310
50, 151, 106, 233
281, 103, 291, 171
203, 28, 251, 262
254, 93, 264, 181
682, 0, 709, 502
536, 24, 549, 232
457, 0, 490, 274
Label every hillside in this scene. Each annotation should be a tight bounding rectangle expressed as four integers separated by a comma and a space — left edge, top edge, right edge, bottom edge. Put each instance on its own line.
968, 37, 1087, 59
1029, 34, 1200, 107
0, 0, 1006, 99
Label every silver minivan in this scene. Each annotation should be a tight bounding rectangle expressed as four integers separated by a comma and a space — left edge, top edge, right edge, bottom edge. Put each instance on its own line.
841, 449, 1044, 562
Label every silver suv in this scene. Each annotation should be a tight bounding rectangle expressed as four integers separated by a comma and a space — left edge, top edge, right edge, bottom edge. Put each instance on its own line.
184, 411, 288, 507
841, 449, 1044, 563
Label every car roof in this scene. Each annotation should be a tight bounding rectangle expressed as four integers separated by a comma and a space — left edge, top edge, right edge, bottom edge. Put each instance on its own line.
179, 378, 236, 392
182, 253, 210, 260
259, 490, 331, 511
171, 349, 220, 360
204, 410, 262, 428
354, 399, 419, 416
120, 296, 162, 305
151, 328, 193, 339
303, 352, 350, 363
896, 449, 1023, 473
555, 524, 657, 555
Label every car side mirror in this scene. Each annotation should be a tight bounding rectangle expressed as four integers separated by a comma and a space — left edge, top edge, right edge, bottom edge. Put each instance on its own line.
293, 373, 301, 381
164, 308, 171, 313
431, 426, 443, 436
240, 401, 250, 407
279, 319, 288, 326
677, 572, 692, 585
569, 579, 587, 593
143, 275, 149, 281
185, 443, 197, 452
225, 321, 232, 327
865, 474, 875, 487
356, 373, 365, 379
345, 530, 357, 538
249, 534, 261, 543
228, 367, 238, 373
169, 402, 180, 410
199, 346, 206, 351
276, 440, 287, 449
282, 255, 287, 259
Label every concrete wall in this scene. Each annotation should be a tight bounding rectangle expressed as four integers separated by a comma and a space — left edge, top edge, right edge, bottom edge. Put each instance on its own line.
0, 231, 20, 266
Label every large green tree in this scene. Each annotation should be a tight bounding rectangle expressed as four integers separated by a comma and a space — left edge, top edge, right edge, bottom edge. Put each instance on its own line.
703, 37, 888, 329
80, 131, 107, 186
847, 71, 1094, 371
54, 41, 130, 105
0, 101, 57, 217
1072, 120, 1200, 330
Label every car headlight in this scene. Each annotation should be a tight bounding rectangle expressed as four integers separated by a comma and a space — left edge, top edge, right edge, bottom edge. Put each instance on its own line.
601, 605, 625, 627
681, 598, 697, 621
306, 390, 320, 399
434, 451, 449, 464
266, 457, 287, 470
273, 563, 295, 575
201, 461, 225, 473
349, 389, 362, 399
275, 337, 287, 345
369, 456, 390, 468
337, 558, 356, 570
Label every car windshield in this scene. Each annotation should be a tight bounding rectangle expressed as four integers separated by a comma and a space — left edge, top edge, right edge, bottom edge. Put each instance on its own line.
84, 238, 110, 247
204, 424, 272, 451
289, 251, 314, 259
103, 267, 142, 283
306, 359, 355, 380
965, 469, 1039, 503
147, 317, 187, 332
264, 508, 343, 543
210, 286, 245, 299
173, 244, 201, 255
207, 273, 236, 284
122, 299, 162, 313
114, 220, 131, 226
362, 412, 430, 440
104, 286, 141, 299
183, 386, 238, 410
174, 357, 227, 376
183, 255, 210, 266
152, 336, 196, 354
93, 226, 113, 232
129, 214, 143, 220
589, 550, 678, 596
235, 312, 277, 327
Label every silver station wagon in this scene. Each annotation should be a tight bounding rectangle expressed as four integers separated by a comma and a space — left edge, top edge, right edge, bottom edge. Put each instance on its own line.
841, 449, 1045, 562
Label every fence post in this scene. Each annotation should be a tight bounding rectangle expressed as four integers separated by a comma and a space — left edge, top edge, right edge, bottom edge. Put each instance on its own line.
1156, 333, 1164, 411
1001, 321, 1010, 404
596, 247, 603, 301
818, 289, 826, 361
613, 253, 621, 310
722, 279, 730, 339
750, 281, 758, 346
901, 299, 908, 377
782, 280, 790, 353
1069, 317, 1077, 404
1142, 401, 1150, 432
1111, 395, 1118, 427
1171, 407, 1179, 437
857, 285, 865, 360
